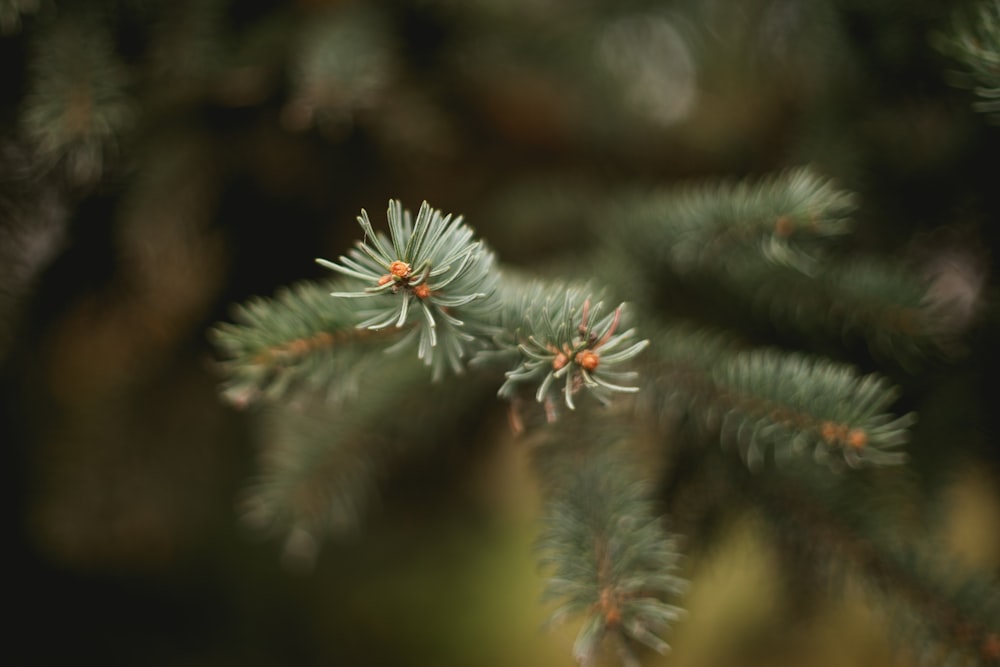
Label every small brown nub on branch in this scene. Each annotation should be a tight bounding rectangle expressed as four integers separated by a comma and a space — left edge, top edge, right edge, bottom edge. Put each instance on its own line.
576, 350, 600, 371
389, 260, 411, 278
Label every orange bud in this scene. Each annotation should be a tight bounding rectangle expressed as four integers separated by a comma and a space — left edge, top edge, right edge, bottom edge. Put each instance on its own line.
576, 350, 600, 371
389, 261, 411, 278
820, 421, 839, 444
846, 428, 868, 450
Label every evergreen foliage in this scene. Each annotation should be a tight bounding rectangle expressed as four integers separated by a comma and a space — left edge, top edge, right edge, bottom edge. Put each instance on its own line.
316, 199, 500, 378
493, 283, 649, 413
938, 0, 1000, 121
21, 15, 134, 186
206, 0, 998, 653
613, 167, 857, 276
211, 277, 383, 406
210, 172, 934, 662
241, 358, 497, 566
5, 1, 1000, 666
649, 326, 915, 470
609, 173, 959, 366
537, 448, 687, 665
750, 469, 1000, 667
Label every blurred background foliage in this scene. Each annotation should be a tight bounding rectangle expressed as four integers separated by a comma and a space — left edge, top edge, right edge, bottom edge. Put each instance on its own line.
3, 0, 1000, 665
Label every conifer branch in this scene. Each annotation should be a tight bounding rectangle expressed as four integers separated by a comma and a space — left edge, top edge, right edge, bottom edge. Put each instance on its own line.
317, 199, 501, 380
244, 397, 391, 567
752, 475, 1000, 667
8, 3, 997, 667
283, 6, 395, 134
210, 278, 405, 407
216, 202, 654, 422
610, 167, 962, 365
615, 166, 856, 275
649, 325, 915, 469
536, 447, 687, 666
20, 16, 134, 185
729, 254, 961, 365
937, 0, 1000, 122
242, 356, 495, 567
491, 282, 649, 417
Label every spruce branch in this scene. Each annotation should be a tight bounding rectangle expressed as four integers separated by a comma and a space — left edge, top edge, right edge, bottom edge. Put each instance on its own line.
210, 278, 400, 407
492, 282, 649, 417
8, 2, 997, 666
650, 325, 915, 469
283, 5, 395, 134
242, 356, 495, 568
317, 199, 500, 380
537, 449, 687, 666
216, 204, 652, 419
244, 396, 392, 567
937, 0, 1000, 122
733, 254, 951, 365
20, 16, 135, 186
609, 167, 962, 365
751, 475, 1000, 667
615, 166, 856, 276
